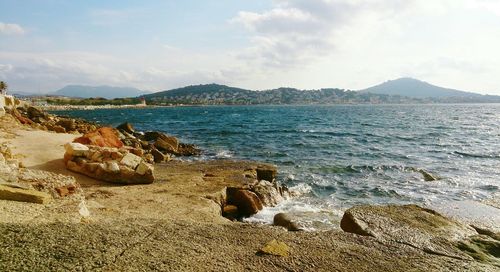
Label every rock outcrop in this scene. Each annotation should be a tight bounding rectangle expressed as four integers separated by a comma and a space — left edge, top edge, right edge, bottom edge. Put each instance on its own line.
341, 204, 500, 266
74, 127, 124, 148
64, 142, 155, 185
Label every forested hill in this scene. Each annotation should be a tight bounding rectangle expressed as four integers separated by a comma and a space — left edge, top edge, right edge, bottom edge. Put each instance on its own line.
143, 84, 418, 105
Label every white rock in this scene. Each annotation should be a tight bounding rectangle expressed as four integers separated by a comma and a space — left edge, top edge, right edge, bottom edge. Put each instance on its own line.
136, 161, 153, 175
64, 143, 89, 157
106, 161, 120, 173
120, 153, 142, 169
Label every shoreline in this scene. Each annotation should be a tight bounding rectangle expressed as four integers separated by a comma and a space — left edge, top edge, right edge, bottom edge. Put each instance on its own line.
1, 105, 499, 271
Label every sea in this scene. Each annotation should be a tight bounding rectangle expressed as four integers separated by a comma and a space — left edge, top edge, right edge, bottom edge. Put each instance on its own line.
52, 104, 500, 230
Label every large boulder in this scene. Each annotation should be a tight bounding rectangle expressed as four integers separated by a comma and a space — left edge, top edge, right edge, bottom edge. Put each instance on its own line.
256, 165, 277, 182
64, 144, 154, 185
74, 127, 124, 148
251, 180, 285, 207
340, 205, 481, 261
227, 188, 263, 217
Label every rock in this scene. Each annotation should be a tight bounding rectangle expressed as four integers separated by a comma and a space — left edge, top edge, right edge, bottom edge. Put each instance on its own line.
252, 180, 285, 207
10, 108, 33, 125
222, 205, 239, 220
117, 122, 135, 134
341, 204, 477, 260
151, 148, 168, 163
227, 188, 263, 217
154, 134, 179, 154
27, 106, 47, 119
74, 127, 124, 148
120, 153, 142, 170
419, 169, 439, 181
258, 240, 290, 257
0, 184, 52, 204
56, 119, 76, 132
136, 161, 153, 175
143, 131, 163, 141
273, 213, 301, 231
176, 143, 201, 156
64, 143, 89, 157
47, 124, 66, 133
105, 161, 120, 173
256, 165, 277, 182
55, 185, 77, 197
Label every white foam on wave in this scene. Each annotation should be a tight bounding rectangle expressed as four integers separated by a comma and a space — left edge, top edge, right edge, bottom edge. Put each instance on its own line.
243, 198, 341, 231
215, 150, 233, 158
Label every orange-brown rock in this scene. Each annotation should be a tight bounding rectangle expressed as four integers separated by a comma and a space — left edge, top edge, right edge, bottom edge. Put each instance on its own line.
227, 188, 263, 217
74, 127, 124, 148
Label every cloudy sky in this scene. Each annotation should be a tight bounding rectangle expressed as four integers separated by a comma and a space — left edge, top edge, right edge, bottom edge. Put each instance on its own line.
1, 0, 500, 94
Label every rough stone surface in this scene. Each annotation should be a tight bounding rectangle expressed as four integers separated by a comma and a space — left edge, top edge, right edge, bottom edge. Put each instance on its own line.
74, 127, 124, 148
341, 205, 480, 261
64, 142, 89, 157
117, 122, 135, 134
252, 180, 285, 207
120, 153, 142, 170
0, 184, 52, 204
256, 165, 277, 182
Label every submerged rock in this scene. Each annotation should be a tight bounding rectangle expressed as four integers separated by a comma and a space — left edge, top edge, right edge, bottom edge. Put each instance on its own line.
418, 169, 439, 181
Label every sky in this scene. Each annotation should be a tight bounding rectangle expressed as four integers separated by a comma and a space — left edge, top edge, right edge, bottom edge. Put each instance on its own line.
1, 0, 500, 95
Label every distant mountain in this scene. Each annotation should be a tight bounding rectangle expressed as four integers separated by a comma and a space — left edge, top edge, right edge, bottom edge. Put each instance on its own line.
361, 78, 484, 98
54, 85, 149, 99
143, 83, 420, 105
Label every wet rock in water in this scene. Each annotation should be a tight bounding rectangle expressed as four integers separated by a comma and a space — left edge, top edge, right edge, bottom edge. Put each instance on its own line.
0, 184, 52, 204
74, 127, 124, 148
341, 204, 478, 261
117, 122, 135, 134
418, 169, 439, 181
258, 240, 290, 257
252, 180, 285, 207
256, 165, 277, 182
226, 188, 263, 217
273, 213, 301, 231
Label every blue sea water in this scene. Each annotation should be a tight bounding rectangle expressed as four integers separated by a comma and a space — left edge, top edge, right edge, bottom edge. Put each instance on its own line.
53, 104, 500, 229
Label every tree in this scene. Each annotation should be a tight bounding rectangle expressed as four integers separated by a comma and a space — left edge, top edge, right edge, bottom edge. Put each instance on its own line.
0, 81, 7, 94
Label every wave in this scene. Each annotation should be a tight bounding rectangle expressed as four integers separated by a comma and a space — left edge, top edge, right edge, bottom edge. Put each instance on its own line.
453, 151, 500, 159
310, 165, 420, 174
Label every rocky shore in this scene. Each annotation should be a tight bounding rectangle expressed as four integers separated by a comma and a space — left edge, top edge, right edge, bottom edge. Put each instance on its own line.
0, 104, 499, 271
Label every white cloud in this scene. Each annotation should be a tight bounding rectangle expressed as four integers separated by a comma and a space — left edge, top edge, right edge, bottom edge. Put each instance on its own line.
0, 22, 25, 35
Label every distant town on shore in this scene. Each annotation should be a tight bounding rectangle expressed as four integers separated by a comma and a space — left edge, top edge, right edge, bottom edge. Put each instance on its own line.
12, 78, 500, 107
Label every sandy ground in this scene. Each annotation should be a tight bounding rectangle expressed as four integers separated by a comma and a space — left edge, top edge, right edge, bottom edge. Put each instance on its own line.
0, 114, 498, 271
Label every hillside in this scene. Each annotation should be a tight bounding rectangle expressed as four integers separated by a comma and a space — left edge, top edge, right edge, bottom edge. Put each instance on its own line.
361, 78, 483, 98
54, 85, 148, 99
143, 84, 418, 105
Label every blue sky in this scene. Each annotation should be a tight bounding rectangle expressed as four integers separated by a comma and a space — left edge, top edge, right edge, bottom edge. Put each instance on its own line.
1, 0, 500, 95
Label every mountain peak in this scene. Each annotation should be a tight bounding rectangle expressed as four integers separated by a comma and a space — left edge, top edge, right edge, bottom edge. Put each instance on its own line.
361, 78, 479, 98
